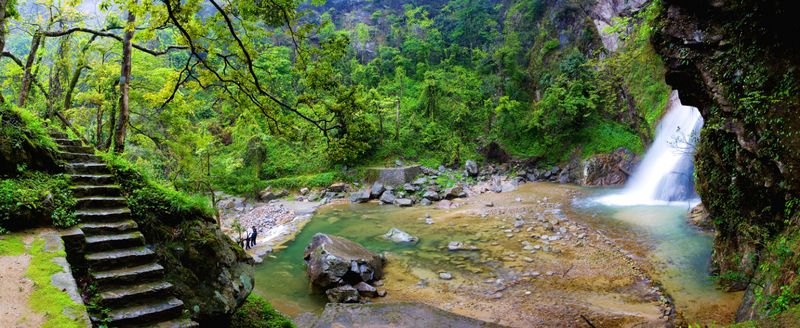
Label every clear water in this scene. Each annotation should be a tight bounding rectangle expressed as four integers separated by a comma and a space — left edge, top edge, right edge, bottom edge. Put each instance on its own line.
252, 203, 483, 317
253, 185, 741, 323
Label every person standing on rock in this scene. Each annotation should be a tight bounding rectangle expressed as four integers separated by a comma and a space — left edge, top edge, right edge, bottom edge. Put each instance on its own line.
244, 226, 252, 249
250, 226, 258, 248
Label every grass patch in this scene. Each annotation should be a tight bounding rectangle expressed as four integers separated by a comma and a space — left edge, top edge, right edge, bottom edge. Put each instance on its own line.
261, 172, 337, 191
230, 294, 294, 328
0, 234, 26, 255
23, 238, 87, 328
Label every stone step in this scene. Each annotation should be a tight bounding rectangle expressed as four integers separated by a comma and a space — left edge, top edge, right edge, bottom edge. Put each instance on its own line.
59, 152, 101, 163
99, 281, 174, 308
105, 297, 184, 327
86, 246, 155, 271
70, 174, 116, 185
58, 144, 94, 154
80, 219, 139, 236
54, 138, 81, 146
71, 185, 122, 198
91, 263, 165, 286
86, 231, 145, 252
50, 131, 69, 139
138, 318, 199, 328
65, 162, 109, 174
75, 208, 131, 222
77, 196, 128, 209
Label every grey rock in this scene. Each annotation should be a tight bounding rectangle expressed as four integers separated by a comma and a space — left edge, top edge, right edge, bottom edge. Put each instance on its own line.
422, 190, 441, 201
383, 228, 419, 243
329, 183, 348, 193
379, 190, 396, 204
370, 182, 385, 199
349, 190, 371, 203
394, 198, 413, 207
419, 198, 432, 206
304, 234, 384, 290
403, 183, 418, 192
465, 160, 479, 177
300, 187, 310, 195
326, 285, 360, 303
354, 282, 378, 298
439, 272, 453, 280
443, 186, 464, 200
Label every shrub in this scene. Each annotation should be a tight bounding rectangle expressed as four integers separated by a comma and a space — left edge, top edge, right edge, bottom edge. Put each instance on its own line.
230, 294, 294, 328
0, 172, 77, 232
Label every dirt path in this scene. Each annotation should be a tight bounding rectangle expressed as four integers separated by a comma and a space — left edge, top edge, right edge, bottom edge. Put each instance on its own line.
0, 254, 45, 328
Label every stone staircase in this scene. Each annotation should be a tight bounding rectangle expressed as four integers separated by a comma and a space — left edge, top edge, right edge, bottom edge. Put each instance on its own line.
52, 131, 198, 328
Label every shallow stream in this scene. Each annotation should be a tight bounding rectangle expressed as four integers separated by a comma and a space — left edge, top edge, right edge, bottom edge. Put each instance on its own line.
252, 184, 741, 325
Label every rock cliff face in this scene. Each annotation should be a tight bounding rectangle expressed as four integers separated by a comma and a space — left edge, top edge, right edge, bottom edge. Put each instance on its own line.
653, 0, 800, 321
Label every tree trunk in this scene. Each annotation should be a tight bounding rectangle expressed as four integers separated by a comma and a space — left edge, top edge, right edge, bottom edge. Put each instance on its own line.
105, 95, 117, 150
18, 31, 42, 107
64, 65, 86, 111
95, 105, 103, 146
0, 0, 7, 104
113, 9, 135, 153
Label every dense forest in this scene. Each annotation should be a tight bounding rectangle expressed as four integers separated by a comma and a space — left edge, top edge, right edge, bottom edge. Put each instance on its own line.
3, 0, 800, 327
1, 0, 667, 196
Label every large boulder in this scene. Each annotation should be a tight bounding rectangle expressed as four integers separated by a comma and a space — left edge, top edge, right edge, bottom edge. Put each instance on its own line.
422, 190, 440, 201
258, 188, 288, 202
465, 160, 479, 177
443, 186, 465, 199
348, 190, 371, 203
383, 228, 418, 243
379, 190, 396, 204
304, 233, 384, 290
582, 148, 637, 186
369, 182, 385, 199
325, 285, 360, 303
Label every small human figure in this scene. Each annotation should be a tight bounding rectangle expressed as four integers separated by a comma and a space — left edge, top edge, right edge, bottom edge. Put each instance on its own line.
250, 226, 258, 248
244, 227, 252, 249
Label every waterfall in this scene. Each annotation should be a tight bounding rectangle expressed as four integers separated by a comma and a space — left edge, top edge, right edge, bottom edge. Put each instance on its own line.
599, 91, 704, 206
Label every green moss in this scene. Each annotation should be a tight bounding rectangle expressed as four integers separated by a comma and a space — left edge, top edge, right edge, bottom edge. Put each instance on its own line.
230, 294, 294, 328
0, 234, 26, 255
0, 103, 57, 152
26, 238, 87, 328
102, 153, 215, 225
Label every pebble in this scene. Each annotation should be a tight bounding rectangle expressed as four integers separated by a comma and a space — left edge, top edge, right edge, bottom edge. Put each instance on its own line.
522, 257, 534, 263
515, 197, 522, 202
425, 218, 434, 225
439, 272, 453, 280
546, 271, 555, 276
524, 291, 532, 295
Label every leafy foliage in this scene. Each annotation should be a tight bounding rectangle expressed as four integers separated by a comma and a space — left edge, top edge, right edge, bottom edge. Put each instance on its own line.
0, 172, 77, 231
230, 294, 295, 328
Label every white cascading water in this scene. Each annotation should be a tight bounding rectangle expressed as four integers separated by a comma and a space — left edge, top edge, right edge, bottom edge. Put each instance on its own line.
598, 91, 704, 206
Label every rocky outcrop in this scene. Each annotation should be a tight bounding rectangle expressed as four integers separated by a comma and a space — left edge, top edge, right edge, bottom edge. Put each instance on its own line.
303, 233, 384, 291
583, 148, 637, 185
653, 0, 800, 321
590, 0, 648, 51
0, 109, 60, 176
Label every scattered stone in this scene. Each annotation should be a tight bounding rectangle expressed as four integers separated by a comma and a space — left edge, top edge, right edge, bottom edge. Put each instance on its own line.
422, 190, 441, 201
515, 197, 522, 202
379, 190, 396, 204
349, 190, 371, 203
383, 228, 419, 244
377, 290, 387, 297
485, 202, 494, 207
354, 282, 378, 297
439, 272, 453, 280
419, 198, 432, 206
425, 217, 435, 225
370, 182, 386, 199
394, 198, 413, 207
443, 186, 465, 200
447, 241, 468, 251
373, 280, 384, 287
326, 285, 360, 303
465, 160, 479, 177
300, 187, 310, 195
328, 183, 348, 193
403, 183, 418, 192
